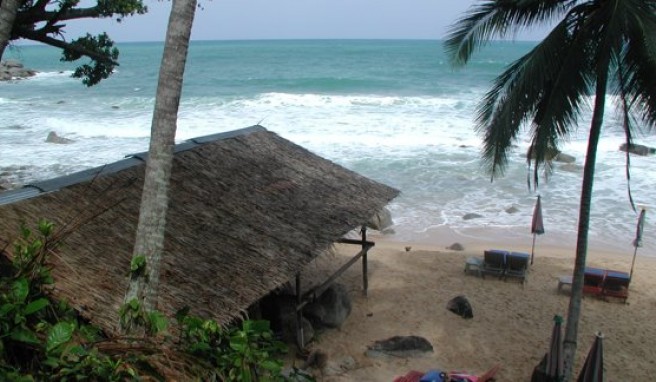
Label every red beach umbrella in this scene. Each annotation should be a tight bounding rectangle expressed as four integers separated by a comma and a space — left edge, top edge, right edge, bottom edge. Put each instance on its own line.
530, 195, 545, 265
630, 209, 646, 280
577, 332, 604, 382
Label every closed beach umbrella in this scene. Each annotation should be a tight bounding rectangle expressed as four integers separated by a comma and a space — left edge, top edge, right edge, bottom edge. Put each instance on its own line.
531, 315, 564, 382
545, 315, 564, 380
630, 209, 646, 279
530, 195, 545, 265
577, 332, 604, 382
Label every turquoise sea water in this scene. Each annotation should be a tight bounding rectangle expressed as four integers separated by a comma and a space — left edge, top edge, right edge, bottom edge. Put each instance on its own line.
1, 40, 655, 256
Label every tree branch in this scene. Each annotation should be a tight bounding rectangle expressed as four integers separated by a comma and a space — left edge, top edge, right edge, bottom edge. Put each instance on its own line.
16, 26, 118, 65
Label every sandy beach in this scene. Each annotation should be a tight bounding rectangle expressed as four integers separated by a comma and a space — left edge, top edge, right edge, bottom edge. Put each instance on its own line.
290, 231, 656, 381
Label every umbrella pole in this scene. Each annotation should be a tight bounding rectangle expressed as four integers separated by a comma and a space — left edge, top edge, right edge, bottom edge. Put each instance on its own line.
630, 246, 638, 280
531, 233, 537, 265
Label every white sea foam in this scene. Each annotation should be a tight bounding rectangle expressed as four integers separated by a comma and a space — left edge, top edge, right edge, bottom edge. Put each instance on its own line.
2, 87, 654, 255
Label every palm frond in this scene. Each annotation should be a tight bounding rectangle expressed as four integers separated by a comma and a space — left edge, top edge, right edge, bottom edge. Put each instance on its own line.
445, 0, 574, 66
476, 9, 593, 180
619, 3, 656, 129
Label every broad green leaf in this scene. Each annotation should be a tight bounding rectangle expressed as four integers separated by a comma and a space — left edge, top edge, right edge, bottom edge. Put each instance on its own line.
38, 219, 54, 237
23, 298, 49, 315
128, 298, 139, 310
11, 327, 40, 344
260, 360, 282, 371
148, 310, 168, 334
47, 322, 75, 353
11, 278, 29, 303
241, 368, 253, 382
0, 303, 15, 316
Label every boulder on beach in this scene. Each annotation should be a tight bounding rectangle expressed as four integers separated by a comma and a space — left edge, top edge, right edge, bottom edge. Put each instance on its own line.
367, 207, 394, 231
447, 295, 474, 319
366, 335, 433, 358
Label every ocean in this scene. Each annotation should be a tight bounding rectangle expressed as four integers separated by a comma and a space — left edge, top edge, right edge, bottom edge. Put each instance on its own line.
1, 40, 655, 257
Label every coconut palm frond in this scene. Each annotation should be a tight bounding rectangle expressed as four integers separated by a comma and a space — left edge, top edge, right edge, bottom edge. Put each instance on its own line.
444, 0, 571, 66
620, 8, 656, 128
476, 13, 589, 181
613, 50, 638, 211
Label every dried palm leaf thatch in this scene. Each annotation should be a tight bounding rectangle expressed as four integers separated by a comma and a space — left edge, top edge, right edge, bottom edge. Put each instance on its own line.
0, 126, 399, 335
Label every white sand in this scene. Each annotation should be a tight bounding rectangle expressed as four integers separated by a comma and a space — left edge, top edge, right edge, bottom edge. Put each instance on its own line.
289, 232, 656, 381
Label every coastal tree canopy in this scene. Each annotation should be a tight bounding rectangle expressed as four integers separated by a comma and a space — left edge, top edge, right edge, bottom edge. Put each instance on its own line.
446, 0, 656, 380
0, 0, 147, 85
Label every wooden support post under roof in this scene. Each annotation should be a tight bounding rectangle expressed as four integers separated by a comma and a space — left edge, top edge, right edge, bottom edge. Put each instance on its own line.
361, 224, 368, 296
294, 228, 376, 349
295, 272, 305, 349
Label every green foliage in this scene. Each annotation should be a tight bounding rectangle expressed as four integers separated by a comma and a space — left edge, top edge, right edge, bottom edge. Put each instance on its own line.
119, 298, 169, 336
62, 33, 120, 87
0, 221, 141, 380
129, 255, 147, 276
8, 0, 148, 86
2, 220, 304, 380
175, 308, 297, 381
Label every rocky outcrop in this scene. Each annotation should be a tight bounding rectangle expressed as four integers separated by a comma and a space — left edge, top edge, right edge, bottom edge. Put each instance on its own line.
366, 335, 433, 358
1, 60, 37, 81
367, 207, 394, 231
620, 143, 655, 156
463, 212, 483, 220
526, 147, 576, 163
46, 131, 75, 144
305, 283, 352, 328
447, 295, 473, 319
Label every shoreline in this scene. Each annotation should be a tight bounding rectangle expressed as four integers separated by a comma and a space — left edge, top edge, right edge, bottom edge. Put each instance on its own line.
293, 231, 656, 381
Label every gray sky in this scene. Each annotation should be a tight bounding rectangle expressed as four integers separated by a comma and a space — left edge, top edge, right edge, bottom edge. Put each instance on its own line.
62, 0, 549, 42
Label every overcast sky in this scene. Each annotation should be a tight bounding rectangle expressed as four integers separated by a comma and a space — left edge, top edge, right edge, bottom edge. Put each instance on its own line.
61, 0, 550, 43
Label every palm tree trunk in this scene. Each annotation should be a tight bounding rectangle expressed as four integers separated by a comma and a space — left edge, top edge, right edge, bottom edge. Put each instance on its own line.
0, 0, 21, 59
122, 0, 197, 334
562, 65, 609, 381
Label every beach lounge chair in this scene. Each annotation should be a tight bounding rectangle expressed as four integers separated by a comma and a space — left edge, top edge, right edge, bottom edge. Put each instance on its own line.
602, 270, 630, 302
481, 250, 507, 279
393, 370, 425, 382
449, 364, 501, 382
504, 252, 529, 283
583, 267, 605, 296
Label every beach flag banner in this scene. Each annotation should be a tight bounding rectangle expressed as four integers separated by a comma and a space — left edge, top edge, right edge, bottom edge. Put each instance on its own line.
630, 209, 646, 280
530, 195, 545, 265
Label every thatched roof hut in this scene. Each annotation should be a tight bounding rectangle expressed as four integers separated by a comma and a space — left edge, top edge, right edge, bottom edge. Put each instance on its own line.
0, 126, 399, 334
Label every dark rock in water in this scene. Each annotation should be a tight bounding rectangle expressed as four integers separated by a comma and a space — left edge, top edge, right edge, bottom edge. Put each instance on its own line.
505, 206, 519, 214
447, 295, 473, 319
366, 335, 433, 358
619, 143, 655, 156
447, 242, 464, 251
554, 152, 576, 164
1, 60, 37, 81
46, 131, 75, 144
463, 213, 483, 220
367, 207, 394, 231
305, 283, 351, 328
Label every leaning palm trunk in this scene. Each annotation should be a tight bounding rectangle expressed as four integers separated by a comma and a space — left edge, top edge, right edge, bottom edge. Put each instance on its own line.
0, 0, 21, 59
122, 0, 197, 334
563, 63, 609, 381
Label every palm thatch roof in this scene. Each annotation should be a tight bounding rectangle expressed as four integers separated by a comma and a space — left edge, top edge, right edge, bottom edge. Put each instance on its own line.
0, 126, 399, 334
